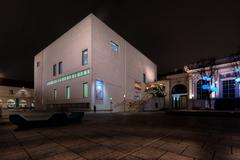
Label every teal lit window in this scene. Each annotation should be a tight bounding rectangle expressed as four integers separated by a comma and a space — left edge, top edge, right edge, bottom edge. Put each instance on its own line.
110, 41, 119, 52
58, 62, 62, 74
83, 82, 88, 98
82, 49, 88, 65
53, 64, 57, 76
66, 86, 71, 99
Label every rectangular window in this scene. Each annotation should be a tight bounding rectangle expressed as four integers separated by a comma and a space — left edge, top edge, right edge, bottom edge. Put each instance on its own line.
37, 62, 40, 67
53, 64, 57, 76
66, 86, 71, 99
143, 73, 146, 83
53, 89, 57, 100
96, 80, 104, 100
222, 80, 235, 98
83, 82, 89, 98
82, 49, 88, 65
58, 62, 62, 74
110, 41, 119, 52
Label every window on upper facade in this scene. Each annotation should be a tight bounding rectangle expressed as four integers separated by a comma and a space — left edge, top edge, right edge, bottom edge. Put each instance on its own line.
36, 62, 40, 67
83, 82, 89, 98
58, 62, 62, 74
53, 64, 57, 76
143, 73, 146, 83
82, 49, 88, 65
197, 80, 208, 99
53, 89, 57, 100
222, 79, 235, 98
110, 41, 119, 52
66, 86, 71, 99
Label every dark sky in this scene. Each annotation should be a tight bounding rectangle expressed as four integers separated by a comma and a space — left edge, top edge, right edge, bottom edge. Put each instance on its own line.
1, 0, 240, 81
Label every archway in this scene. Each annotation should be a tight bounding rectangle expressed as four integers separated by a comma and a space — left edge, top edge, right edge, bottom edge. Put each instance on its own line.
171, 84, 188, 109
19, 100, 27, 108
0, 99, 3, 108
7, 99, 15, 108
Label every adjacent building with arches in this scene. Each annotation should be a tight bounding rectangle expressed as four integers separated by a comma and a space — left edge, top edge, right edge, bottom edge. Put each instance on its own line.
0, 78, 34, 109
157, 56, 240, 110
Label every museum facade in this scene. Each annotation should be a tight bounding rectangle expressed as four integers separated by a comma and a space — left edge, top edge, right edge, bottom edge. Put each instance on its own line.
34, 14, 157, 112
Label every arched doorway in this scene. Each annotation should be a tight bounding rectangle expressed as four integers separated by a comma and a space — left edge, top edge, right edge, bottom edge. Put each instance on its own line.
0, 99, 3, 108
7, 99, 15, 108
19, 100, 27, 108
172, 84, 188, 109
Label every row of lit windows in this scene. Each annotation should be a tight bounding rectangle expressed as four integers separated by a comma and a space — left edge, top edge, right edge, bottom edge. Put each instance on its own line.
47, 68, 90, 86
53, 82, 89, 100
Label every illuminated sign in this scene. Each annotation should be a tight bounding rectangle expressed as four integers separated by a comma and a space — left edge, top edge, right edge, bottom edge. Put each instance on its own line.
47, 68, 90, 86
96, 80, 104, 100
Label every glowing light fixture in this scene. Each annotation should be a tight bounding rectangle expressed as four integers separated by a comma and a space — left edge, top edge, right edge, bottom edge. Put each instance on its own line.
202, 76, 211, 81
236, 77, 240, 83
235, 67, 240, 72
202, 84, 210, 90
210, 86, 217, 92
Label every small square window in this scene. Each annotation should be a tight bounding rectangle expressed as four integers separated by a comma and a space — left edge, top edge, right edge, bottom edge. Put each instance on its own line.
110, 41, 119, 52
36, 62, 40, 67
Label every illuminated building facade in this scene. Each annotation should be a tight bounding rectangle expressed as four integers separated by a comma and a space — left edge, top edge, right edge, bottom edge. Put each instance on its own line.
0, 78, 34, 108
34, 14, 157, 112
159, 57, 240, 110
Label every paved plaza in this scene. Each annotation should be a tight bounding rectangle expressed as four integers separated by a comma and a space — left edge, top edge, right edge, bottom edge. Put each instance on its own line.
1, 112, 240, 160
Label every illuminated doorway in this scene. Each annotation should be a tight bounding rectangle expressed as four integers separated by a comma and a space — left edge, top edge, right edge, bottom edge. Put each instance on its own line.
172, 84, 187, 109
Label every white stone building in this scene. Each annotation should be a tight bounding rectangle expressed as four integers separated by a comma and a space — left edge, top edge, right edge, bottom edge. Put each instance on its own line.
34, 14, 157, 112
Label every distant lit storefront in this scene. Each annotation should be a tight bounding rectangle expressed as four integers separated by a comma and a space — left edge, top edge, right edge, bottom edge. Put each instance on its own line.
0, 78, 34, 109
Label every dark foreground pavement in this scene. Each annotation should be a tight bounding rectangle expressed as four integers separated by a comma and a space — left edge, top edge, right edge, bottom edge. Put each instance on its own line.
1, 112, 240, 160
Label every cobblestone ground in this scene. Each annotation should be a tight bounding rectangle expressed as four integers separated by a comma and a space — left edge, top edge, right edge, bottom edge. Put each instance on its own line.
1, 112, 240, 160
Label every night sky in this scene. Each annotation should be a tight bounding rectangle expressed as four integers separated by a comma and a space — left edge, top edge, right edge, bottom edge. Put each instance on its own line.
1, 0, 240, 81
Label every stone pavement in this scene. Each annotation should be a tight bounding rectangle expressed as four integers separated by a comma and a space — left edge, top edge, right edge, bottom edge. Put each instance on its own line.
1, 112, 240, 160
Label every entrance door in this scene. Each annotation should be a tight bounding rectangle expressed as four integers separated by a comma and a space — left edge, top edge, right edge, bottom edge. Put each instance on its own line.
171, 84, 188, 109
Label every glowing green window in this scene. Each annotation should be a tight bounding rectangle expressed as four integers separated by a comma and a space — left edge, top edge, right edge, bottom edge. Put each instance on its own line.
83, 82, 88, 98
66, 86, 71, 99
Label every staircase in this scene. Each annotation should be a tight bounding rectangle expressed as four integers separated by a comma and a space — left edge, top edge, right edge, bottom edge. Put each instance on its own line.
113, 94, 152, 112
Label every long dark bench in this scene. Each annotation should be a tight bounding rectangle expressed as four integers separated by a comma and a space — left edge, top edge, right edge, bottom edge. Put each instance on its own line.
9, 112, 84, 128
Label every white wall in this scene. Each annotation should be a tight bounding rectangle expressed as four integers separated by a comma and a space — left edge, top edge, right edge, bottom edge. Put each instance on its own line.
91, 15, 125, 110
91, 14, 157, 111
34, 14, 157, 112
34, 15, 92, 106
